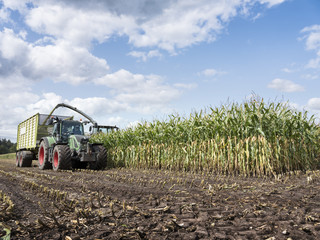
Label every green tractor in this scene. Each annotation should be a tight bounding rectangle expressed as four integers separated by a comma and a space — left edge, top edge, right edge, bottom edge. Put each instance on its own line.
16, 103, 109, 171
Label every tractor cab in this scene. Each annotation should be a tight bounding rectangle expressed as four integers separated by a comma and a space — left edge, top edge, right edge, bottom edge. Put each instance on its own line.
52, 119, 84, 142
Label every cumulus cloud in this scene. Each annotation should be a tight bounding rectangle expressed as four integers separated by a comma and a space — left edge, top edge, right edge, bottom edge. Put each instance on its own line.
198, 68, 226, 77
301, 74, 319, 80
282, 68, 294, 73
66, 97, 128, 116
174, 83, 197, 90
268, 78, 305, 92
259, 0, 287, 8
0, 28, 110, 85
2, 0, 289, 53
0, 81, 40, 139
301, 25, 320, 50
94, 69, 181, 112
2, 0, 30, 13
128, 50, 162, 62
25, 3, 136, 48
30, 40, 109, 84
0, 7, 10, 22
301, 25, 320, 69
307, 98, 320, 111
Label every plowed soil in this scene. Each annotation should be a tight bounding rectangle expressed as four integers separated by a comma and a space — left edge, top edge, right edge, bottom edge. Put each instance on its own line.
1, 158, 320, 240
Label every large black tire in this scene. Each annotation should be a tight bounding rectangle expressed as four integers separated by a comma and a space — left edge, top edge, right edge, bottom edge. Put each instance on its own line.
52, 145, 72, 171
16, 152, 20, 167
38, 141, 51, 170
20, 151, 33, 167
90, 145, 107, 170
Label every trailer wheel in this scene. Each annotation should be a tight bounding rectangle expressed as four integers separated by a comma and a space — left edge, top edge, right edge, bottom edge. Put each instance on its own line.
16, 152, 20, 167
38, 141, 51, 170
20, 151, 33, 167
90, 145, 107, 170
53, 145, 72, 171
19, 152, 23, 167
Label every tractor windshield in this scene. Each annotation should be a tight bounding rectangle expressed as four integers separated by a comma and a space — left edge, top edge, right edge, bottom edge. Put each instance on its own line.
61, 121, 84, 136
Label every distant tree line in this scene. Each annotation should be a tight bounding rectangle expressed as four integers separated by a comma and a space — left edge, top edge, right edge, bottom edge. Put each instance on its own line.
0, 138, 16, 154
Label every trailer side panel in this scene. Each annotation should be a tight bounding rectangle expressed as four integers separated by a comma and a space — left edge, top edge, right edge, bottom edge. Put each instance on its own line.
17, 114, 39, 151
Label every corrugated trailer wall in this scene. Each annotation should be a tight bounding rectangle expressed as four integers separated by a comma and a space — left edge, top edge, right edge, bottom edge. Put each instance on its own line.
17, 114, 39, 151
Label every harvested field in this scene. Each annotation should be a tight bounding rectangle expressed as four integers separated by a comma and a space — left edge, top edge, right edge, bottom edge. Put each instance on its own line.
1, 158, 320, 240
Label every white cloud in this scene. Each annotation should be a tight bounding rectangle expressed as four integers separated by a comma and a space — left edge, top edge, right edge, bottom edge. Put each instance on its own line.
301, 25, 320, 69
0, 28, 110, 85
127, 0, 237, 52
306, 58, 320, 69
67, 97, 128, 116
0, 80, 40, 140
94, 69, 181, 113
301, 74, 319, 80
301, 25, 320, 51
2, 0, 30, 12
252, 13, 261, 22
198, 68, 226, 77
200, 69, 218, 77
94, 69, 153, 91
0, 28, 29, 60
259, 0, 287, 8
268, 78, 305, 92
282, 68, 293, 73
128, 50, 162, 62
1, 0, 288, 53
307, 98, 320, 111
25, 92, 64, 114
25, 3, 136, 48
174, 83, 198, 90
30, 40, 109, 84
0, 7, 10, 22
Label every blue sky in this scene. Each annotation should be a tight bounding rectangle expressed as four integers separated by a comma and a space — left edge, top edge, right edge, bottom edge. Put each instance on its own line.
0, 0, 320, 140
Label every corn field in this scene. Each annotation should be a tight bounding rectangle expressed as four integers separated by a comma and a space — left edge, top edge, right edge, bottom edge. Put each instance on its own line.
92, 97, 320, 176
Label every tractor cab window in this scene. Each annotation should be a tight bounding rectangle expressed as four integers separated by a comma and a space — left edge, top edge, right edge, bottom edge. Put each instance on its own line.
61, 121, 84, 137
97, 126, 119, 134
97, 127, 109, 134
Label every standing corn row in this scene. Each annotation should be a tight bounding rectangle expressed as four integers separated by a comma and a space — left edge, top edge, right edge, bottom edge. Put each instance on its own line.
106, 136, 318, 176
92, 97, 320, 175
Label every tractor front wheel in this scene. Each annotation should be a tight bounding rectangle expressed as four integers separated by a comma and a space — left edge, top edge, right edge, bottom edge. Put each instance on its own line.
38, 141, 51, 170
52, 145, 72, 171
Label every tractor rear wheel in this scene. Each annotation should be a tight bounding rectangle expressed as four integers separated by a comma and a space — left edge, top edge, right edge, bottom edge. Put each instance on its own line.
20, 151, 33, 167
38, 141, 51, 170
90, 145, 107, 170
52, 145, 72, 171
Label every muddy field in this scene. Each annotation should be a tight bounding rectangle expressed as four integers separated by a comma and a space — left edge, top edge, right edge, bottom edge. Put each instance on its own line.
0, 159, 320, 240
